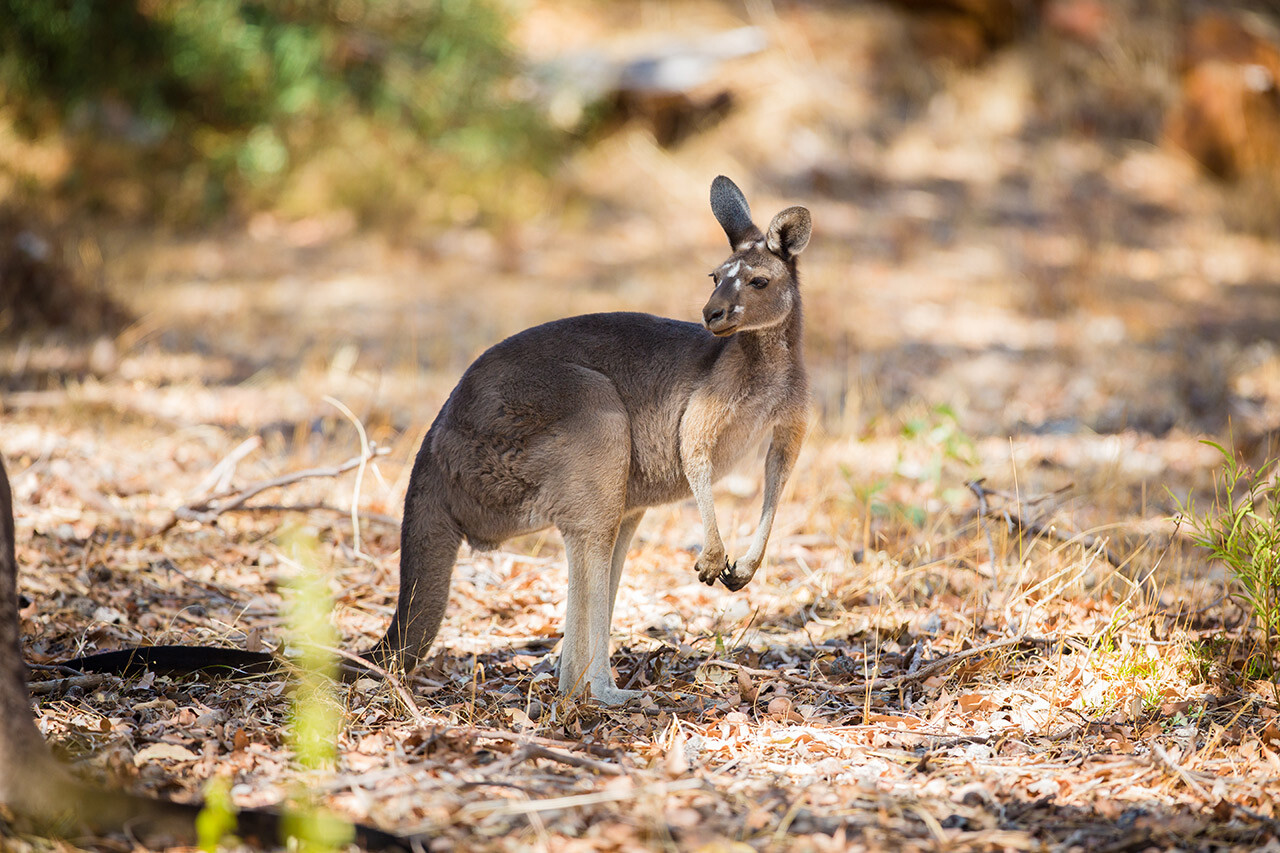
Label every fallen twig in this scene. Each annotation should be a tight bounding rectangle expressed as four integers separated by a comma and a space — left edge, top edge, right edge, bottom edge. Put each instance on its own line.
510, 742, 625, 776
328, 645, 430, 728
1151, 740, 1280, 833
26, 673, 111, 695
161, 444, 391, 531
192, 436, 263, 498
194, 502, 400, 527
454, 777, 702, 822
462, 726, 623, 760
1150, 739, 1211, 799
968, 479, 1000, 576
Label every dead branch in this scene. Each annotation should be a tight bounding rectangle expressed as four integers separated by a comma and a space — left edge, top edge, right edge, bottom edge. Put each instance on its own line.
193, 502, 400, 527
462, 726, 624, 760
456, 778, 703, 822
328, 645, 430, 728
1149, 740, 1211, 799
968, 478, 1001, 575
26, 673, 111, 695
192, 436, 263, 498
161, 444, 391, 531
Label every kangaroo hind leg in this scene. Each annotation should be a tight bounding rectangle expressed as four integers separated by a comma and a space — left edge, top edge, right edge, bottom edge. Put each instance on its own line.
544, 369, 638, 704
559, 529, 641, 705
608, 510, 643, 626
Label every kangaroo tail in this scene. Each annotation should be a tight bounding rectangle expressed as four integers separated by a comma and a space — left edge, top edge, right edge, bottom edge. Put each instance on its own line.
362, 468, 462, 676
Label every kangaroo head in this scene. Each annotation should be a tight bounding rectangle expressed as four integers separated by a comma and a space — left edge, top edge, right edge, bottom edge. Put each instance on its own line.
702, 175, 812, 337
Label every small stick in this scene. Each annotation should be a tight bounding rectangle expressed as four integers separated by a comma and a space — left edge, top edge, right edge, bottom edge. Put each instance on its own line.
162, 445, 390, 531
27, 673, 111, 695
192, 436, 263, 498
967, 480, 1126, 569
323, 396, 374, 558
213, 503, 400, 528
461, 727, 622, 760
511, 743, 625, 776
1150, 740, 1210, 800
325, 652, 627, 771
967, 479, 1000, 576
456, 778, 702, 821
967, 478, 1000, 627
1146, 738, 1280, 836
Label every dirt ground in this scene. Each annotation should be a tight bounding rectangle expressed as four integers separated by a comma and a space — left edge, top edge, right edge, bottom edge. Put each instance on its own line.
4, 2, 1280, 851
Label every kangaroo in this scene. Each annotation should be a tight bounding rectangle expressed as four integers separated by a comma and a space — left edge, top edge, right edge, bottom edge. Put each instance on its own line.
364, 176, 812, 705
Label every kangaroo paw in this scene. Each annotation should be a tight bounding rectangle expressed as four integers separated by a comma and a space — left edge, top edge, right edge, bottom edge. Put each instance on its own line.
697, 552, 731, 586
720, 559, 758, 592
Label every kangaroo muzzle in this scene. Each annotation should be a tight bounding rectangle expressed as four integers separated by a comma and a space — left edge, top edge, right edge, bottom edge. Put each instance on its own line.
703, 289, 739, 336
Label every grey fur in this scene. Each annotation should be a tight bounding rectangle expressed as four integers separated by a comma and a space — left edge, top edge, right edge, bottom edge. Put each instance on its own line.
365, 177, 812, 705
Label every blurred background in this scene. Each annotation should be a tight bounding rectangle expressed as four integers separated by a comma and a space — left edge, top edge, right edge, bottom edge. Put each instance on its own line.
4, 0, 1280, 563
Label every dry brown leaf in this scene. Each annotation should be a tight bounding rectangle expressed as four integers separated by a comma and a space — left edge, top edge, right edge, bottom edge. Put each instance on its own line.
132, 743, 200, 766
957, 693, 997, 713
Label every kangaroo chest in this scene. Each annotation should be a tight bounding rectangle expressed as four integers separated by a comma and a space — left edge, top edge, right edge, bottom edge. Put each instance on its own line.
707, 391, 781, 477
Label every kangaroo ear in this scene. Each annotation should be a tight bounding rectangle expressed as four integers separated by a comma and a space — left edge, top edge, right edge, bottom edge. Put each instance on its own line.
710, 176, 763, 249
766, 206, 812, 259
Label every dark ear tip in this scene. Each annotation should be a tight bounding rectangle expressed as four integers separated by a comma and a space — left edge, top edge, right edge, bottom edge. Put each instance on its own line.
710, 175, 758, 245
710, 175, 741, 202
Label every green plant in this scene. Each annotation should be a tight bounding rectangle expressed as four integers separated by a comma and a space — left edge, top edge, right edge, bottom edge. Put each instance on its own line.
1177, 442, 1280, 680
897, 403, 977, 504
196, 776, 238, 852
198, 527, 357, 852
0, 0, 561, 223
278, 526, 352, 853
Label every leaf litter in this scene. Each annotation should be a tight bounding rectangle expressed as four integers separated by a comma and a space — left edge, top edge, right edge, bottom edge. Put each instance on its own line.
5, 414, 1279, 852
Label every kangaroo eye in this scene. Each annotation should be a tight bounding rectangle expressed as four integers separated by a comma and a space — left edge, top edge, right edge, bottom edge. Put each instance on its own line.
749, 277, 769, 289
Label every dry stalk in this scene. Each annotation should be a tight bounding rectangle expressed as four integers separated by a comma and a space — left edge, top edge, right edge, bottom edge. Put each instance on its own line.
327, 644, 430, 728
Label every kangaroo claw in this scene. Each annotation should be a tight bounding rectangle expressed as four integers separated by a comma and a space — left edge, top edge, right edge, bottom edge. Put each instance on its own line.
720, 559, 757, 591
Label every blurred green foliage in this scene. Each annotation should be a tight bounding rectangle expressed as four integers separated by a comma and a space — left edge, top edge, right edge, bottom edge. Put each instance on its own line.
0, 0, 561, 224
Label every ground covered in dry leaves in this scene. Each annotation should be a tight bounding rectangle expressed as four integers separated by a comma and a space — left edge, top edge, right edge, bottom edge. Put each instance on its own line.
6, 1, 1280, 851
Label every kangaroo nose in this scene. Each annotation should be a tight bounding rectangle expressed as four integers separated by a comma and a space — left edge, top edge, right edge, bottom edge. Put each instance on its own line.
704, 305, 726, 326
